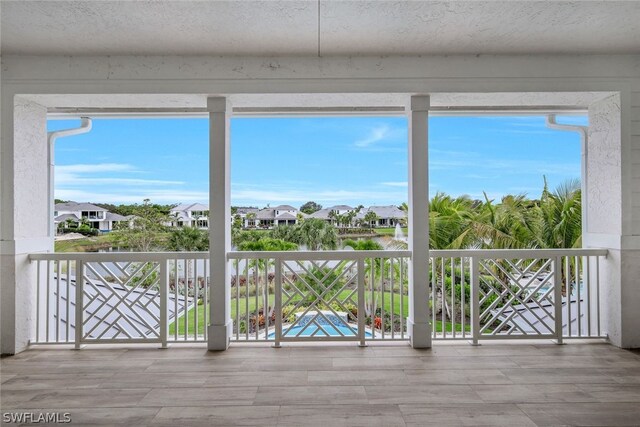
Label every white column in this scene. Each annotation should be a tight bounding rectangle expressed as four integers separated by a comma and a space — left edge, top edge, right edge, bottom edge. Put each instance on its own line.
584, 92, 640, 348
407, 95, 431, 348
207, 97, 232, 351
1, 96, 50, 355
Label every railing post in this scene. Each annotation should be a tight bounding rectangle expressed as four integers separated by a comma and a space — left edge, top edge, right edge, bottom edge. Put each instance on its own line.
470, 256, 480, 346
274, 258, 282, 348
407, 95, 431, 348
357, 258, 366, 347
554, 257, 564, 344
159, 259, 169, 349
74, 260, 84, 350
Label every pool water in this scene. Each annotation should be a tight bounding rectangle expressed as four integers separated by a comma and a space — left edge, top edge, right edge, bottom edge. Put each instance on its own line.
268, 324, 372, 338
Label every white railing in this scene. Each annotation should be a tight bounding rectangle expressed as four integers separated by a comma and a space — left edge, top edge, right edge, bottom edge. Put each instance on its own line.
29, 248, 607, 347
227, 250, 411, 345
429, 248, 608, 342
29, 252, 209, 346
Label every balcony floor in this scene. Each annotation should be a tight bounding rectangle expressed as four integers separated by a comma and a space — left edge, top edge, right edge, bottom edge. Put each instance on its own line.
2, 341, 640, 426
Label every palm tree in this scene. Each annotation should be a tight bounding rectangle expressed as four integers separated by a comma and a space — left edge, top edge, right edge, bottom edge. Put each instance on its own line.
165, 226, 209, 297
298, 218, 338, 250
327, 209, 338, 227
534, 178, 582, 249
363, 211, 378, 229
472, 193, 537, 250
245, 212, 257, 228
428, 193, 476, 250
166, 226, 208, 251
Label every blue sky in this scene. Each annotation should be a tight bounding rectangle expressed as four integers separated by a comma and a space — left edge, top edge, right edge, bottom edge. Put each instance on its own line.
48, 115, 585, 207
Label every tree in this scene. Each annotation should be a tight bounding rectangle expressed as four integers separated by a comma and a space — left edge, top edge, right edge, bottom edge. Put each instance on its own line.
363, 211, 378, 228
297, 218, 338, 250
534, 178, 582, 249
245, 212, 257, 228
300, 201, 322, 215
113, 199, 169, 251
473, 193, 537, 250
428, 193, 476, 250
269, 225, 302, 244
165, 226, 208, 251
327, 209, 338, 226
237, 238, 297, 251
342, 239, 383, 250
344, 210, 357, 228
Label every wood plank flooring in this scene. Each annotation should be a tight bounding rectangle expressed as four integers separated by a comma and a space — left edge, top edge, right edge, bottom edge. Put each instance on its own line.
2, 341, 640, 426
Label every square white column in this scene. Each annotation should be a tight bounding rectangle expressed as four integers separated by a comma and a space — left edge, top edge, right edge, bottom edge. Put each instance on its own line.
407, 95, 432, 348
207, 97, 233, 351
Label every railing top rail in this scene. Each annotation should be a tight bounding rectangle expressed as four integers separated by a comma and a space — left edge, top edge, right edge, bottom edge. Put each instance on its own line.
429, 248, 608, 258
227, 250, 412, 260
29, 251, 210, 262
30, 248, 608, 262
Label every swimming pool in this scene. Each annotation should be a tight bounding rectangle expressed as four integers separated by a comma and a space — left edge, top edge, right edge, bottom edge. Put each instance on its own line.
269, 324, 372, 338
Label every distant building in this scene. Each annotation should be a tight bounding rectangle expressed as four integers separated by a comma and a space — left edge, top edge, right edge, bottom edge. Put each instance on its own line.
169, 203, 209, 229
54, 202, 128, 233
356, 205, 406, 227
308, 205, 354, 225
254, 205, 304, 228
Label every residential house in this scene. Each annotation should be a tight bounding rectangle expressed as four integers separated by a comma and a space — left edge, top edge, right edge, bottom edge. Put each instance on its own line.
255, 205, 304, 228
169, 203, 209, 229
54, 202, 128, 233
235, 207, 260, 228
357, 205, 406, 227
308, 205, 354, 225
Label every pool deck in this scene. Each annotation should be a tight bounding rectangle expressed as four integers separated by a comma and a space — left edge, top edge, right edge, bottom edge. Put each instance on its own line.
2, 340, 640, 426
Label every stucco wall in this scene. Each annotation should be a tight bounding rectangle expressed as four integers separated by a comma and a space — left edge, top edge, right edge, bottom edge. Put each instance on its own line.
0, 98, 48, 354
587, 94, 622, 235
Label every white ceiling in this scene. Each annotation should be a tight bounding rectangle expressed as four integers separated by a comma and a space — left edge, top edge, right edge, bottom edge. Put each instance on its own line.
2, 1, 639, 56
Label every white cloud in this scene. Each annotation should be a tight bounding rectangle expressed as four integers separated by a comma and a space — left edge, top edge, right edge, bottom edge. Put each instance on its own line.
429, 150, 579, 176
380, 181, 408, 187
56, 176, 184, 186
231, 187, 406, 206
56, 163, 135, 173
55, 189, 209, 204
55, 163, 184, 187
354, 125, 391, 148
54, 162, 194, 204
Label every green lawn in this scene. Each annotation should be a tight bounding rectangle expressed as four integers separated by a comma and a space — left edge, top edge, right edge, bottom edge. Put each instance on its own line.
169, 290, 470, 336
375, 227, 408, 237
54, 233, 122, 252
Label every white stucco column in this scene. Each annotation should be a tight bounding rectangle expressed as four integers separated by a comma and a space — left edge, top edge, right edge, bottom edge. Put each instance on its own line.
407, 95, 432, 348
207, 97, 233, 350
1, 96, 50, 355
584, 92, 640, 348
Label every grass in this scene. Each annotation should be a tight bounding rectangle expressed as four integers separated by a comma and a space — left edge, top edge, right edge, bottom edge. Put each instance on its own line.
54, 233, 122, 252
375, 227, 408, 237
168, 289, 470, 337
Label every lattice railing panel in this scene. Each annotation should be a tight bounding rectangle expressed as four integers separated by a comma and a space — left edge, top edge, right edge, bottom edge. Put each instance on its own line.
477, 257, 557, 337
280, 259, 360, 340
81, 261, 162, 342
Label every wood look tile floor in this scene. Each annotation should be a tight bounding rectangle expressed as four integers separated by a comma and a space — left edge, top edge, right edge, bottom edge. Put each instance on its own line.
2, 342, 640, 426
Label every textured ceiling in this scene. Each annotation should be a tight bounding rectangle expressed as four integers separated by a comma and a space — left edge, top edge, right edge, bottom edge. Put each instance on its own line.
2, 1, 639, 56
25, 92, 608, 110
